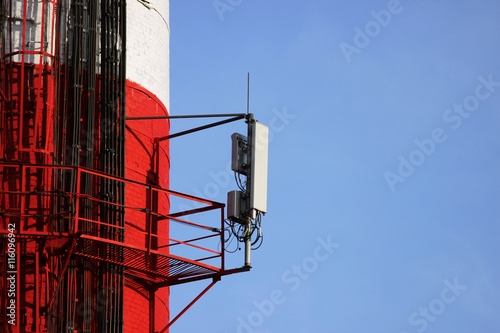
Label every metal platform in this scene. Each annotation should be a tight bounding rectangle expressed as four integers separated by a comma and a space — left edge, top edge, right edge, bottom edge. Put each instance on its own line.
74, 234, 221, 285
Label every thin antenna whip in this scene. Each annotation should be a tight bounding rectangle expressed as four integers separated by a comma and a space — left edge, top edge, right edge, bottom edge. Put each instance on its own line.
247, 72, 250, 115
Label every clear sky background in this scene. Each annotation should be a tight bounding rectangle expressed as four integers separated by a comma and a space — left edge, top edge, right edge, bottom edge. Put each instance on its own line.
166, 1, 500, 332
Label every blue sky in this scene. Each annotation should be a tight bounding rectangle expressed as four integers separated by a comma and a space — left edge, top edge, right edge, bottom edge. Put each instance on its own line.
167, 1, 500, 332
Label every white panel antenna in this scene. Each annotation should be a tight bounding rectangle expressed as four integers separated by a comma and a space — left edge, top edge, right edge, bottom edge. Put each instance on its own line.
249, 122, 269, 215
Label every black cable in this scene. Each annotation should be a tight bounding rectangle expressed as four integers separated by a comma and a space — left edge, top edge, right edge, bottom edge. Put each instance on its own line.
224, 213, 265, 253
234, 172, 247, 193
251, 234, 264, 250
220, 223, 240, 253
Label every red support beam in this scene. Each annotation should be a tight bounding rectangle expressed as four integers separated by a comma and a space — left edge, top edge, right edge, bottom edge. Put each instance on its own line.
158, 276, 221, 333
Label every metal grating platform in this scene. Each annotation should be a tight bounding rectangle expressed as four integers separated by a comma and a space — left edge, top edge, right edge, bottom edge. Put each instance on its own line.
74, 235, 220, 286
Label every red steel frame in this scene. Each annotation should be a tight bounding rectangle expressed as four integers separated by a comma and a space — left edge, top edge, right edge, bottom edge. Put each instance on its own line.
0, 162, 225, 273
2, 0, 57, 156
0, 162, 248, 331
0, 2, 58, 329
2, 0, 57, 159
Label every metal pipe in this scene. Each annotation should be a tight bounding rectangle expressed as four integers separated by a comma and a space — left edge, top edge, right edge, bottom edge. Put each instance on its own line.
35, 251, 39, 332
125, 113, 247, 120
157, 115, 245, 142
244, 114, 255, 267
18, 0, 27, 155
244, 219, 252, 267
149, 288, 156, 333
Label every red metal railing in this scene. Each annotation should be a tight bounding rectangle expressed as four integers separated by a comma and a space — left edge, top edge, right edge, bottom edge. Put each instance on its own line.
0, 162, 226, 285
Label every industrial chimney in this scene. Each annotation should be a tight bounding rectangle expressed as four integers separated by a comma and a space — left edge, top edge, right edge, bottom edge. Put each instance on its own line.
1, 1, 170, 331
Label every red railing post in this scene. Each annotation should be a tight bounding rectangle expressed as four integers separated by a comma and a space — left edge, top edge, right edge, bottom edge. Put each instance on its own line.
221, 205, 225, 271
147, 185, 152, 254
74, 167, 81, 233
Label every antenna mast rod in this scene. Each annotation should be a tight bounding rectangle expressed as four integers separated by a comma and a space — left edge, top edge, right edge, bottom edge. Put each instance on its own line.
247, 72, 250, 115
